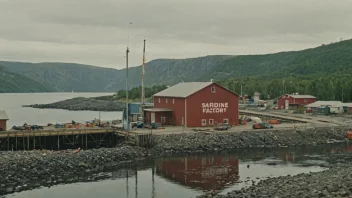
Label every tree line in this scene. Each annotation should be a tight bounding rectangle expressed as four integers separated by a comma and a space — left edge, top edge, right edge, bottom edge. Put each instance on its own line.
219, 71, 352, 102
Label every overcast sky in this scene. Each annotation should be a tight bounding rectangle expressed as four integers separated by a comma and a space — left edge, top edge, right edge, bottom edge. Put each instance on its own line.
0, 0, 351, 69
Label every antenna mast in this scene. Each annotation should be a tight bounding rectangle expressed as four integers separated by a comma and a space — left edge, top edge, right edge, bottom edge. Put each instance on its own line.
141, 39, 146, 104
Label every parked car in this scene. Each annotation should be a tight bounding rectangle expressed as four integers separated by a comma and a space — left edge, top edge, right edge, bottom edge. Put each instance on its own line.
252, 122, 274, 129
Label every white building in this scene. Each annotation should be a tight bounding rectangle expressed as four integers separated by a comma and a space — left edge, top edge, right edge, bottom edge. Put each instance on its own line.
305, 101, 344, 114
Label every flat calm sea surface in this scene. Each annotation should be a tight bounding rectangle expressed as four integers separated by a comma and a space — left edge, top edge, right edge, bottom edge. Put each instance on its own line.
0, 92, 122, 128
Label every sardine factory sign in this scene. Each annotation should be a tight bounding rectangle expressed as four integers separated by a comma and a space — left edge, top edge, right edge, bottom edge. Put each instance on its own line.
202, 102, 228, 113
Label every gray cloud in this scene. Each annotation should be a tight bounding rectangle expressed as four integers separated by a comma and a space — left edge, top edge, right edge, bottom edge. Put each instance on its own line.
0, 0, 351, 68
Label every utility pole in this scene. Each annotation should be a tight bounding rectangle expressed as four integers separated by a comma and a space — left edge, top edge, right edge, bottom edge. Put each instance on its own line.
141, 39, 146, 105
125, 22, 131, 131
125, 47, 129, 131
99, 111, 101, 127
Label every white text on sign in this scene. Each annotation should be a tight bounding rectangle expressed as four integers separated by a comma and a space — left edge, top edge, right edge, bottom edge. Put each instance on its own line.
202, 103, 228, 113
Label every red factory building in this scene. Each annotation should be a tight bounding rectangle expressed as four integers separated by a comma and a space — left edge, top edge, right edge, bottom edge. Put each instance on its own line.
144, 82, 239, 127
277, 94, 316, 110
156, 155, 239, 192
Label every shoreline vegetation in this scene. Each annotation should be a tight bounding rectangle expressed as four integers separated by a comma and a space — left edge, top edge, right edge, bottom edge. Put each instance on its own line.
0, 126, 349, 196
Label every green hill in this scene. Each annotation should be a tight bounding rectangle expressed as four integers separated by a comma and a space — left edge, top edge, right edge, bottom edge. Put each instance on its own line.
1, 39, 352, 101
205, 39, 352, 80
210, 39, 352, 101
0, 65, 52, 93
0, 55, 231, 92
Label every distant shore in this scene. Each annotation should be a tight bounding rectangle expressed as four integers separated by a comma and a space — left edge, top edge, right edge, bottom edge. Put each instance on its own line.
23, 97, 124, 111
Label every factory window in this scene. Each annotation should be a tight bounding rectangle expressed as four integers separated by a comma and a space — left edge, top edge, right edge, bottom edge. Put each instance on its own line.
166, 98, 168, 103
161, 117, 166, 122
158, 98, 160, 103
223, 119, 229, 125
209, 119, 214, 125
172, 98, 175, 104
201, 119, 206, 126
211, 86, 216, 93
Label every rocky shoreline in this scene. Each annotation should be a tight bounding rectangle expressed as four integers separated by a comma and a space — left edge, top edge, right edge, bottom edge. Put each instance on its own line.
198, 163, 352, 198
0, 146, 147, 195
23, 97, 124, 111
0, 126, 350, 196
151, 126, 347, 156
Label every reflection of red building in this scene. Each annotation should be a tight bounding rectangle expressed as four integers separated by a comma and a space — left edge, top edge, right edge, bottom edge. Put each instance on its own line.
279, 152, 296, 162
156, 155, 239, 191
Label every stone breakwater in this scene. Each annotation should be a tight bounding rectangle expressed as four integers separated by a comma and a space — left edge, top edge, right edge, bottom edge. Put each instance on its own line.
0, 146, 147, 195
151, 127, 348, 156
23, 97, 124, 111
0, 126, 349, 196
198, 163, 352, 198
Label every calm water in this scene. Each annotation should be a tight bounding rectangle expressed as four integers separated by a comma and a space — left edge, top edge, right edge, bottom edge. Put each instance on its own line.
6, 142, 352, 198
0, 93, 122, 128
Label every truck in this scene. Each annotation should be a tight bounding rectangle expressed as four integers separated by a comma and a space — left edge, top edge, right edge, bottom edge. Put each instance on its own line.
252, 122, 274, 129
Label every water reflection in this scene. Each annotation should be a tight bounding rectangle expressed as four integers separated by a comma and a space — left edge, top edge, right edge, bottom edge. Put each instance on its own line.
6, 142, 352, 198
156, 155, 239, 192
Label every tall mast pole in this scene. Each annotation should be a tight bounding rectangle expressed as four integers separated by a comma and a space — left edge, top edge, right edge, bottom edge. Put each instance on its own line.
126, 47, 129, 130
142, 39, 146, 104
125, 22, 131, 131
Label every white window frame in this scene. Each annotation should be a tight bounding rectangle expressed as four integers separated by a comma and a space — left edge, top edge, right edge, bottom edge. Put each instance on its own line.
201, 119, 207, 126
209, 119, 214, 125
166, 98, 168, 103
172, 98, 175, 104
158, 98, 160, 103
223, 119, 229, 125
211, 86, 216, 93
161, 117, 166, 122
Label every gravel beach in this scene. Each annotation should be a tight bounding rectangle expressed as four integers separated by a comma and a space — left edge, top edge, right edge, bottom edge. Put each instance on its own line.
152, 127, 348, 156
198, 163, 352, 198
0, 146, 147, 195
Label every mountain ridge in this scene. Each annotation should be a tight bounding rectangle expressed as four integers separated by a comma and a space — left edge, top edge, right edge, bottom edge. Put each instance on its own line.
1, 39, 352, 96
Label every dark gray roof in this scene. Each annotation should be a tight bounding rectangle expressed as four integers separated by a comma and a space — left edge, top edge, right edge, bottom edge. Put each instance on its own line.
0, 110, 9, 120
154, 82, 213, 98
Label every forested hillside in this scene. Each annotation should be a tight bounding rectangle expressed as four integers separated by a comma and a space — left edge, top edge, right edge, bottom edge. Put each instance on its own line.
0, 65, 52, 93
214, 39, 352, 102
1, 39, 352, 101
0, 55, 231, 92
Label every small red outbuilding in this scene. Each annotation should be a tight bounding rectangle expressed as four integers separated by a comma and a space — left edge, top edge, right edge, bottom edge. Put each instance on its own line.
0, 110, 9, 131
277, 94, 316, 110
144, 82, 239, 127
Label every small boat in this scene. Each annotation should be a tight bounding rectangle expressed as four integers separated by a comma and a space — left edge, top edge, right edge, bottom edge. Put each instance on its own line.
347, 130, 352, 140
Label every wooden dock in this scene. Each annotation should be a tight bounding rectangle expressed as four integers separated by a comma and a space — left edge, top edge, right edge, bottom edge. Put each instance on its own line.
0, 128, 118, 151
0, 128, 114, 138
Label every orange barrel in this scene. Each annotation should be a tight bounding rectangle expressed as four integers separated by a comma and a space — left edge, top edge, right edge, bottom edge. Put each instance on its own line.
347, 131, 352, 140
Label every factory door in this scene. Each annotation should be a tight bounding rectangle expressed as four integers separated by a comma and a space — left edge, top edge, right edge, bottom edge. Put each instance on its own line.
285, 100, 289, 110
151, 112, 155, 123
